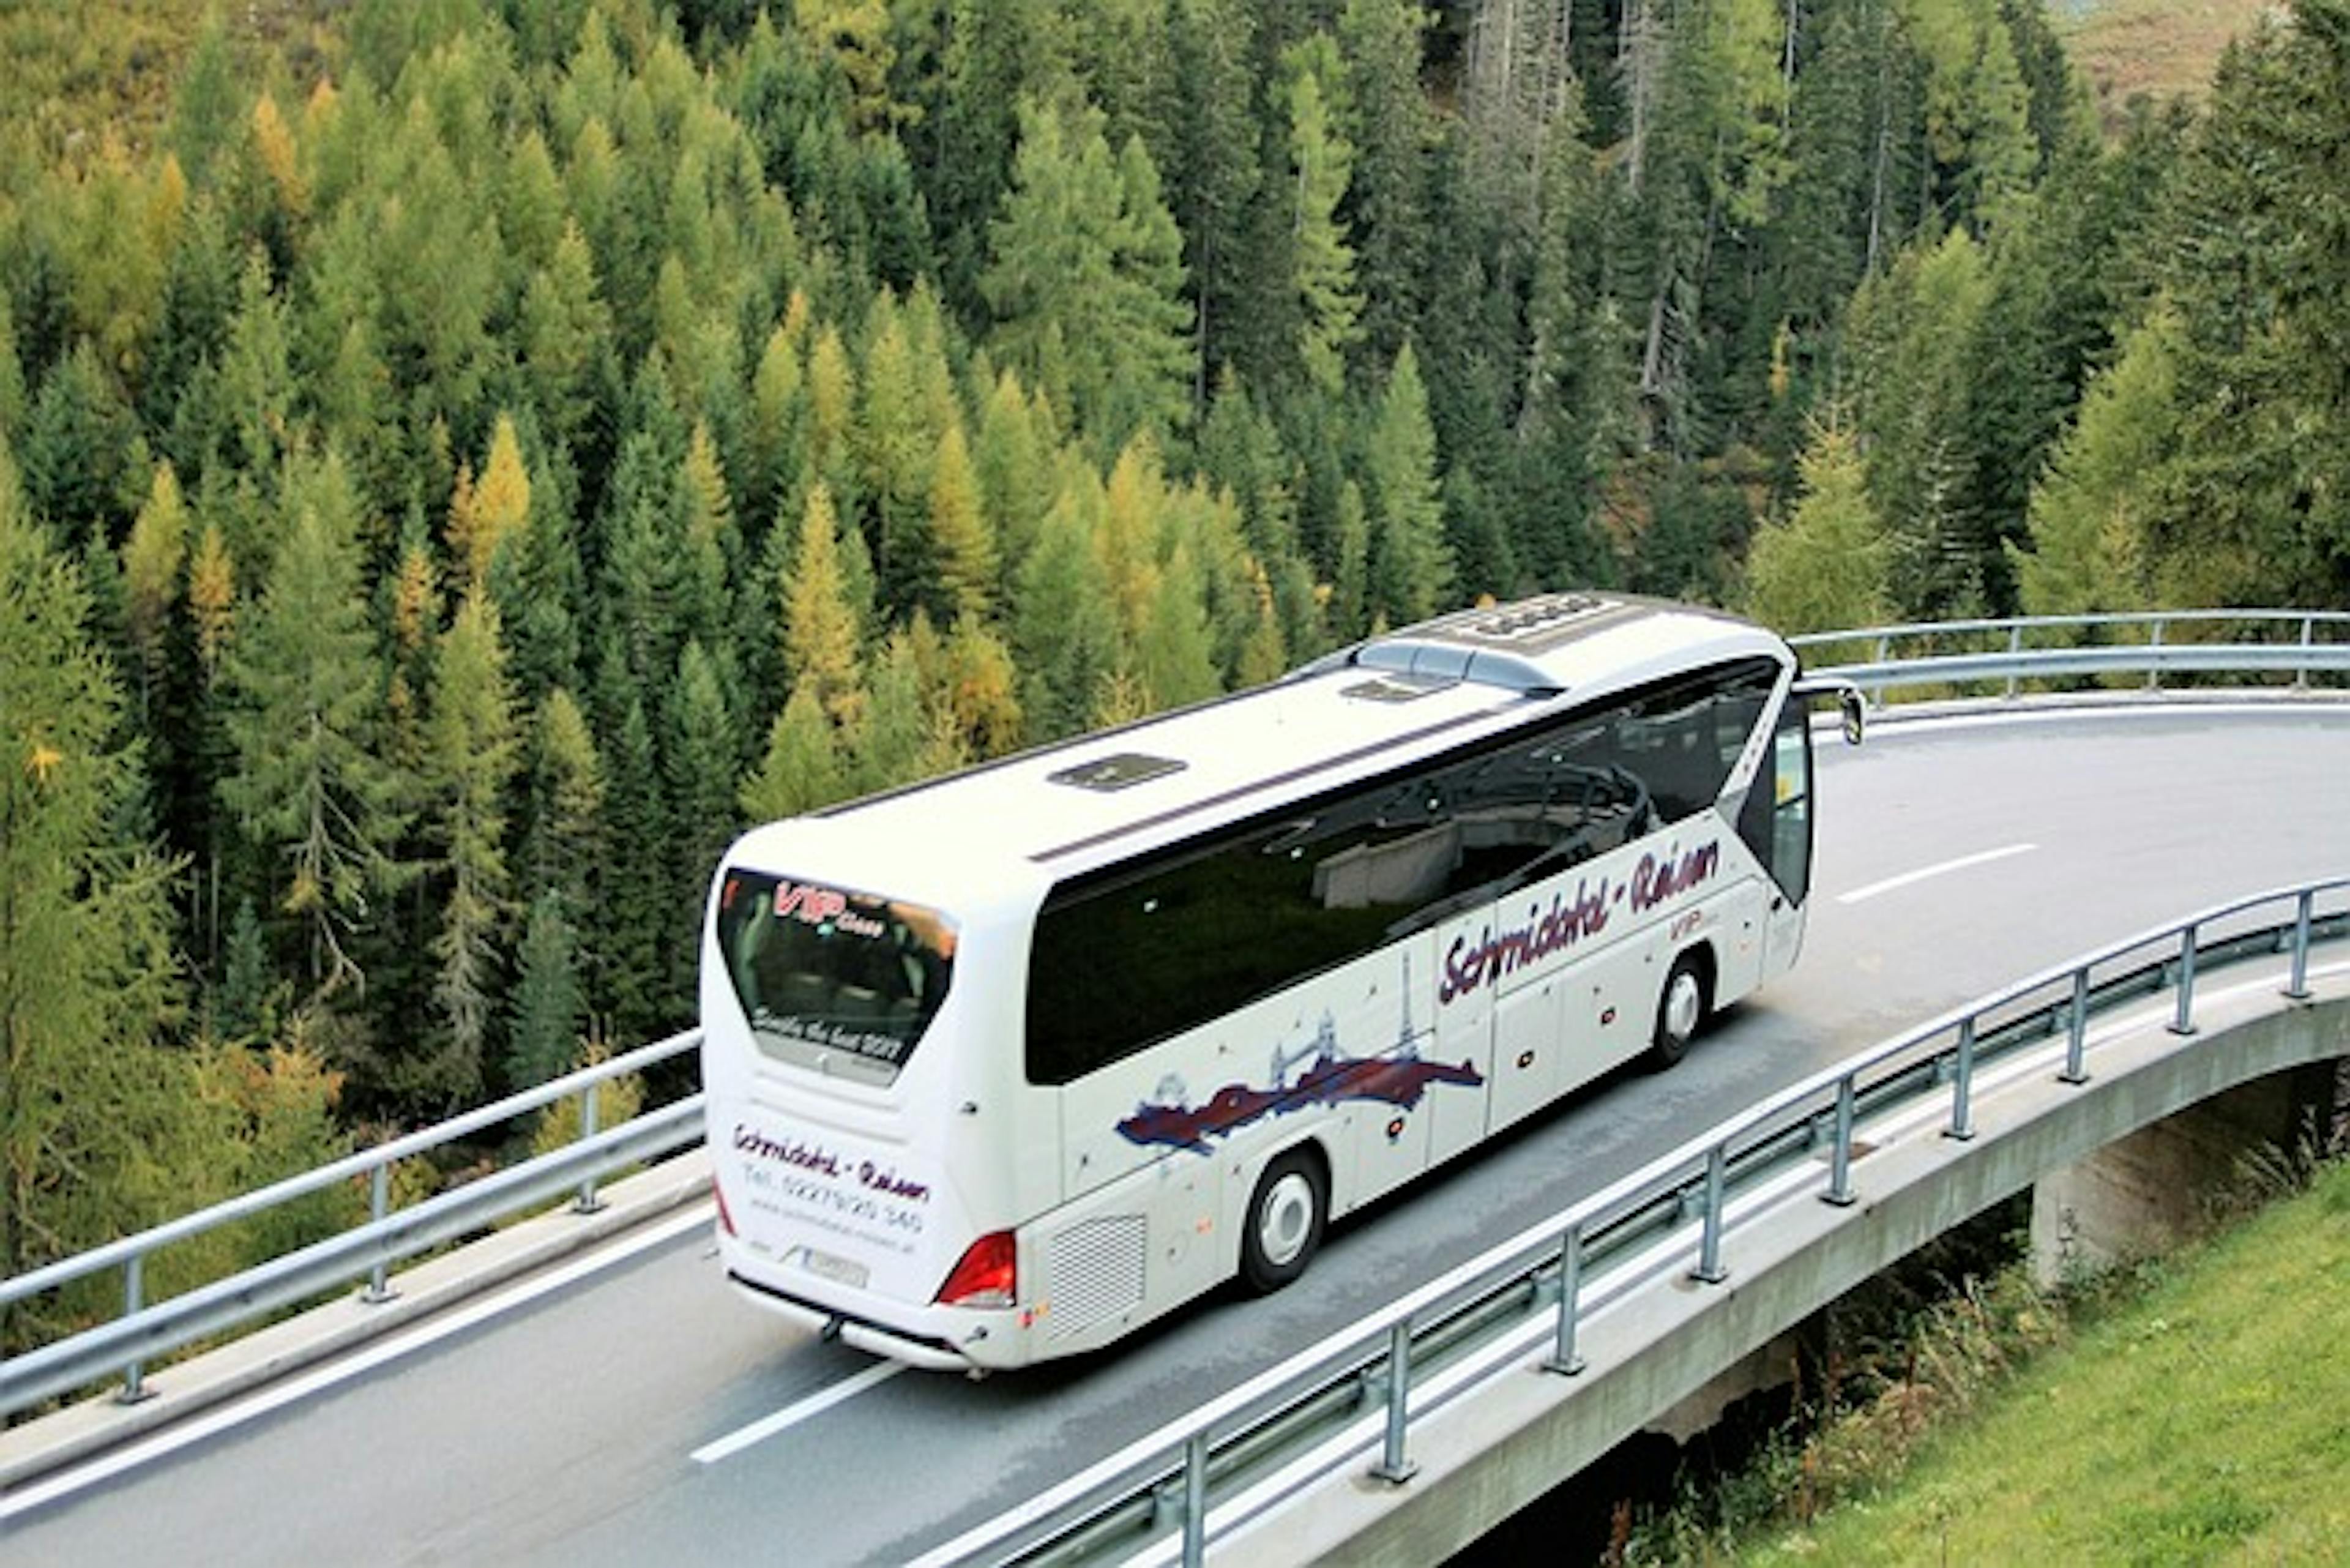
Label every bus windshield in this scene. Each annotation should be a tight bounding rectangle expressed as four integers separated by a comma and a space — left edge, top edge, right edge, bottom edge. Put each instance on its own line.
714, 870, 957, 1084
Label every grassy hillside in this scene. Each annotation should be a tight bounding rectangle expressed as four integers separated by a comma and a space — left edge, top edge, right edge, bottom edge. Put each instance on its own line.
2057, 0, 2285, 126
0, 1, 327, 159
1736, 1161, 2350, 1563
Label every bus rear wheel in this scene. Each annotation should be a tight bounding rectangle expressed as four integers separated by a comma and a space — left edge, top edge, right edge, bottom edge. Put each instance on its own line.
1649, 952, 1709, 1070
1240, 1150, 1326, 1294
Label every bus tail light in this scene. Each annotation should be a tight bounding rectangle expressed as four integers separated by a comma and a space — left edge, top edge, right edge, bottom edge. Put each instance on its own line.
935, 1230, 1016, 1308
714, 1179, 737, 1237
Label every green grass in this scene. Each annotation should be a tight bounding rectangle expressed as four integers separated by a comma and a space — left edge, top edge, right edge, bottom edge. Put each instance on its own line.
1733, 1161, 2350, 1565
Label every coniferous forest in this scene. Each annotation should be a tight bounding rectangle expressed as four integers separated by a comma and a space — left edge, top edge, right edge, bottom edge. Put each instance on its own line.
7, 0, 2350, 1349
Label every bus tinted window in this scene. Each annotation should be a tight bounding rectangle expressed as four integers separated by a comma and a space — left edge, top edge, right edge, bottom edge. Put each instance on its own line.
715, 872, 956, 1083
1026, 658, 1779, 1085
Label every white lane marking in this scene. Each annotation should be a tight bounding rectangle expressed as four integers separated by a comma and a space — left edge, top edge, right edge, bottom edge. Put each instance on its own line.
2, 1203, 713, 1521
691, 1359, 905, 1465
1835, 842, 2038, 905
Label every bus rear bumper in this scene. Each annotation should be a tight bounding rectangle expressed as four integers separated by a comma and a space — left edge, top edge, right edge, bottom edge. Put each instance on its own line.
724, 1269, 980, 1374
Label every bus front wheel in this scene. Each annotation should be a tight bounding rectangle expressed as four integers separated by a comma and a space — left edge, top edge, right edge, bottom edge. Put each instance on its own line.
1649, 952, 1709, 1070
1240, 1149, 1326, 1294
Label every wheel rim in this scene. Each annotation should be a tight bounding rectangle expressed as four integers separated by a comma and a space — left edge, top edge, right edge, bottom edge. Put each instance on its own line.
1663, 968, 1703, 1043
1256, 1170, 1316, 1269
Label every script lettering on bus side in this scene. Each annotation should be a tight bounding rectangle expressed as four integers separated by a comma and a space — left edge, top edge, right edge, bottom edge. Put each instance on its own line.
1440, 876, 1613, 1004
1630, 839, 1720, 914
1439, 839, 1723, 1006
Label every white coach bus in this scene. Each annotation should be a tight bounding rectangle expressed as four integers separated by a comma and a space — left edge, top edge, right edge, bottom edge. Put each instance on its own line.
700, 592, 1862, 1371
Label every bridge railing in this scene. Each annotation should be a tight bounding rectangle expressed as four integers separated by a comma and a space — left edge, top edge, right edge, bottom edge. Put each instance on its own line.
1791, 608, 2350, 704
6, 611, 2349, 1428
0, 1030, 703, 1420
915, 876, 2350, 1568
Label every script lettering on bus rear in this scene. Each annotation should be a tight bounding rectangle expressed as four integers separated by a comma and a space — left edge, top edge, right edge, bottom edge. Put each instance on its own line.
732, 1122, 931, 1254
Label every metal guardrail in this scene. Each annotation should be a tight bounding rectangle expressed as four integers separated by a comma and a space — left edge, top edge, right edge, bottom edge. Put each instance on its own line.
4, 610, 2347, 1427
922, 878, 2350, 1567
0, 1030, 704, 1419
1792, 608, 2350, 703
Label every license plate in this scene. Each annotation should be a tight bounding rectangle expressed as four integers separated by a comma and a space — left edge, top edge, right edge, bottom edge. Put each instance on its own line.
800, 1247, 870, 1290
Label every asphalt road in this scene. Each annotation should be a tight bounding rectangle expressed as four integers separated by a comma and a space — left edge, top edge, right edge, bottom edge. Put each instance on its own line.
9, 703, 2349, 1566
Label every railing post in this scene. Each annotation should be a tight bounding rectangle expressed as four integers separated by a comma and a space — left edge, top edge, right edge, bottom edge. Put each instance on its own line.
573, 1083, 606, 1215
116, 1253, 154, 1405
1181, 1430, 1209, 1568
2060, 968, 2091, 1085
2147, 618, 2165, 692
2005, 622, 2023, 700
2298, 615, 2315, 690
1370, 1321, 1419, 1484
1945, 1018, 1978, 1141
1545, 1222, 1587, 1376
1822, 1075, 1859, 1207
363, 1160, 398, 1304
2171, 926, 2199, 1036
1692, 1146, 1729, 1284
2285, 890, 2315, 1001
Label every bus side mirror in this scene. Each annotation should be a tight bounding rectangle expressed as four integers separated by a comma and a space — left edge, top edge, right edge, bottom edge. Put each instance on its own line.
1839, 689, 1866, 747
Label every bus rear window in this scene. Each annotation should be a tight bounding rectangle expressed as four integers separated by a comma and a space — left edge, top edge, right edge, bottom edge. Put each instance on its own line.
714, 872, 956, 1083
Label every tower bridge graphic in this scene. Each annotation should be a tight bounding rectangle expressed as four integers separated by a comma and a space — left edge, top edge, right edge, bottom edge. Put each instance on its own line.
1114, 956, 1485, 1154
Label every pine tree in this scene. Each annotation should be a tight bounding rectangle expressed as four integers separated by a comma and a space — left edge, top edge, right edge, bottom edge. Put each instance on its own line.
1284, 42, 1364, 398
942, 612, 1024, 760
217, 246, 295, 518
1012, 464, 1123, 742
929, 419, 998, 624
1337, 0, 1434, 372
449, 413, 531, 592
858, 293, 941, 616
1744, 419, 1893, 635
121, 460, 190, 721
1162, 0, 1265, 401
676, 421, 743, 673
2012, 304, 2177, 619
741, 683, 850, 820
18, 340, 139, 550
780, 480, 868, 734
518, 686, 606, 922
519, 219, 614, 458
0, 293, 26, 447
0, 453, 193, 1346
666, 638, 741, 1003
746, 297, 810, 539
1363, 343, 1453, 625
222, 449, 411, 1017
1135, 542, 1222, 711
981, 99, 1193, 455
485, 429, 586, 707
1330, 476, 1371, 640
972, 367, 1057, 594
595, 695, 673, 1047
855, 627, 933, 794
1845, 226, 1996, 617
505, 894, 587, 1089
422, 591, 519, 1108
2141, 1, 2350, 606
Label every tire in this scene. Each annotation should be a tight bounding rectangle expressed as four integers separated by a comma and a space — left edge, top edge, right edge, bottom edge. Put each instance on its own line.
1648, 952, 1708, 1070
1239, 1149, 1326, 1294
